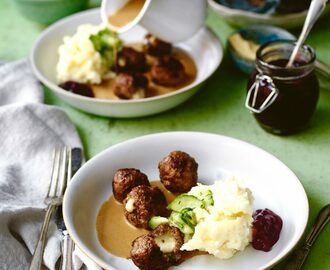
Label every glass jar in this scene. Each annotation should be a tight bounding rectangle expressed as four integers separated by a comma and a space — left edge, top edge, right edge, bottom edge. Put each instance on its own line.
246, 40, 319, 135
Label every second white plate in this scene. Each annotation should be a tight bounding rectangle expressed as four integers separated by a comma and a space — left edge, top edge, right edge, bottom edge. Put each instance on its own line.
63, 131, 309, 270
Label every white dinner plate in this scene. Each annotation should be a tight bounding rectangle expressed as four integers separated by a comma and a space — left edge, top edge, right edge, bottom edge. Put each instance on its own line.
30, 9, 222, 118
63, 132, 308, 270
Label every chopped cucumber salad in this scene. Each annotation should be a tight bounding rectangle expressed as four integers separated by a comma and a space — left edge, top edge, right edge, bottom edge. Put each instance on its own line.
89, 29, 122, 69
149, 189, 214, 236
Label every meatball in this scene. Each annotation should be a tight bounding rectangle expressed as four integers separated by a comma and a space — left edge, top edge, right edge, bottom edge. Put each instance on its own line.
144, 34, 172, 57
113, 73, 148, 99
112, 168, 150, 203
150, 224, 184, 264
131, 224, 185, 270
159, 151, 198, 193
116, 47, 148, 73
151, 56, 186, 87
123, 185, 168, 229
131, 235, 168, 270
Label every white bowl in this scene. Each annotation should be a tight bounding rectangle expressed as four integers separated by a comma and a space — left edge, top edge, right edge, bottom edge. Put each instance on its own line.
63, 132, 309, 270
31, 9, 222, 118
208, 0, 330, 29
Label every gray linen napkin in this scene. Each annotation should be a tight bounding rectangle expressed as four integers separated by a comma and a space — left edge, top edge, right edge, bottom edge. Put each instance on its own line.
0, 60, 92, 270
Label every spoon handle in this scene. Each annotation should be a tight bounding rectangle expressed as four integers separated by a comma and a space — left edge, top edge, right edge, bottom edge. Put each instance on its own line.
283, 204, 330, 270
287, 0, 327, 67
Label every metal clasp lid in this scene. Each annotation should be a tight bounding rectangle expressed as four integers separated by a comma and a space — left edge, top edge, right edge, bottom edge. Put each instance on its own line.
245, 74, 279, 113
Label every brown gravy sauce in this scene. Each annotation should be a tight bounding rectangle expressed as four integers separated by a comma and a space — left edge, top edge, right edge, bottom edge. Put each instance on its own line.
90, 44, 197, 100
96, 181, 176, 258
96, 181, 207, 262
108, 0, 146, 28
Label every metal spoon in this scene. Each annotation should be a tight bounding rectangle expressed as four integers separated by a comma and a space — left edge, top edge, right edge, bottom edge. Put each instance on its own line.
287, 0, 328, 67
283, 204, 330, 270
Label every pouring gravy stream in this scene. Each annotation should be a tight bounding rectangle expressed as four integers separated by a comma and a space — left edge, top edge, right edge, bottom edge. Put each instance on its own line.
108, 0, 146, 29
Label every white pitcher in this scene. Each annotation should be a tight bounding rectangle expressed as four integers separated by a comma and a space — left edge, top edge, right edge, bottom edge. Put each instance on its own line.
101, 0, 207, 43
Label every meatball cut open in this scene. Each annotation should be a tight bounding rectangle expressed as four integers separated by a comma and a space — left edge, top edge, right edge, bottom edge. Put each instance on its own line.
151, 56, 186, 87
113, 73, 148, 100
112, 168, 150, 203
131, 235, 168, 270
159, 151, 198, 193
150, 224, 184, 264
131, 224, 185, 270
123, 185, 168, 229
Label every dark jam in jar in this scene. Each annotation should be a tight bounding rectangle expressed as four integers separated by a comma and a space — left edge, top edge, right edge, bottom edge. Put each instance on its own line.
246, 41, 319, 135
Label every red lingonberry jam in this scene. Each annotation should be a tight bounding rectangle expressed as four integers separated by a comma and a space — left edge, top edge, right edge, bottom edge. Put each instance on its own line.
59, 81, 94, 98
252, 208, 283, 252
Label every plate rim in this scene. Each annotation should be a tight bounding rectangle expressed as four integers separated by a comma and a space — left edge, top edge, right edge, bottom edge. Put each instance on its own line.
63, 131, 309, 270
30, 8, 223, 105
208, 0, 311, 20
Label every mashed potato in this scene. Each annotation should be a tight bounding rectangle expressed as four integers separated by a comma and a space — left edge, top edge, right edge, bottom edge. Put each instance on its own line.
181, 177, 254, 259
57, 24, 108, 84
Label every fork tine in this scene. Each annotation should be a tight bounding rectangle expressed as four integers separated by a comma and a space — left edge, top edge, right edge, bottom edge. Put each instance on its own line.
66, 147, 72, 185
47, 147, 70, 199
55, 147, 65, 198
58, 147, 71, 197
47, 148, 59, 198
56, 147, 67, 196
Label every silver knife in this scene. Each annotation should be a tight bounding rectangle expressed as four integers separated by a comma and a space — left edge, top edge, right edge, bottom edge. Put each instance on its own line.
56, 148, 83, 270
315, 60, 330, 90
283, 204, 330, 270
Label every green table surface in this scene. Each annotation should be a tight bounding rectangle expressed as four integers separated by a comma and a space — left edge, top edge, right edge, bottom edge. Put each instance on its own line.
1, 1, 329, 269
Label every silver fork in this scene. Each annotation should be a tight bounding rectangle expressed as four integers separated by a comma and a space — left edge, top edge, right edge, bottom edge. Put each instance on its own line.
29, 147, 71, 270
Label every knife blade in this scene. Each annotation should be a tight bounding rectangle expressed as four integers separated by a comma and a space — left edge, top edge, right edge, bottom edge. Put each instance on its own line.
315, 60, 330, 90
56, 147, 83, 270
283, 204, 330, 270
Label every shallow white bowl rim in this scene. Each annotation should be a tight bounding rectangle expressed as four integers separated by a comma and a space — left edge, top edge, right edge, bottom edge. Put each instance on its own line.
63, 131, 309, 270
30, 8, 222, 104
208, 0, 311, 19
